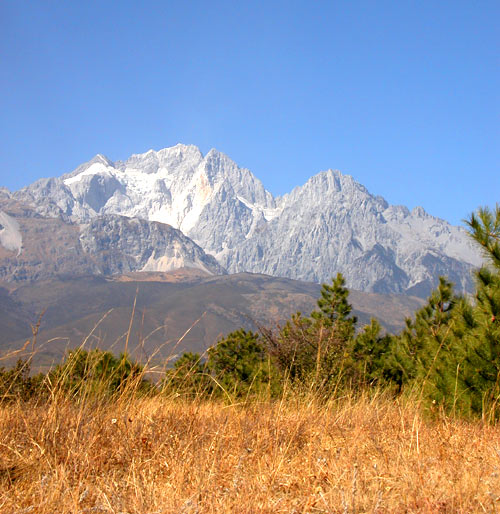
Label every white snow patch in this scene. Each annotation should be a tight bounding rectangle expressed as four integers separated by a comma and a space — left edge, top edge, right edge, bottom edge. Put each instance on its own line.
0, 211, 22, 256
236, 195, 282, 221
63, 163, 116, 185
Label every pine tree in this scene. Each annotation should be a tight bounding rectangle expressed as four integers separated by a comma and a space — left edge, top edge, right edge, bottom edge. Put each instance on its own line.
311, 272, 357, 337
389, 277, 461, 406
207, 329, 279, 398
266, 274, 358, 391
465, 205, 500, 270
50, 348, 149, 397
459, 205, 500, 417
350, 318, 394, 386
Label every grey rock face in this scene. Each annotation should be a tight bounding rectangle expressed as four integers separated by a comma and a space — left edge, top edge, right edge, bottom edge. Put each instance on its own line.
13, 144, 481, 296
80, 215, 226, 276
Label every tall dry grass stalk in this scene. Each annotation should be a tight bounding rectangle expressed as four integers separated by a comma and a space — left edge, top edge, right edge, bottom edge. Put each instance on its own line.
0, 389, 499, 513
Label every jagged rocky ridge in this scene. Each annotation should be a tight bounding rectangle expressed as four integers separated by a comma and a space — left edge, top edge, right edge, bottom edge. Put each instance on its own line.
12, 144, 481, 296
0, 195, 225, 283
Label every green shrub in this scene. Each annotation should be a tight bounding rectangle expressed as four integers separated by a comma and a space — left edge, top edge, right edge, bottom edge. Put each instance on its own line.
50, 348, 151, 398
207, 329, 280, 399
161, 352, 213, 398
0, 359, 45, 402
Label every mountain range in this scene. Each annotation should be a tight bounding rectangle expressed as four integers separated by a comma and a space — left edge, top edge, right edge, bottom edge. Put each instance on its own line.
5, 144, 481, 297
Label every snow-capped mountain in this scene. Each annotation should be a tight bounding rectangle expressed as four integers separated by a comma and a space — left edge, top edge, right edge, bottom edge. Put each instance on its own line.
13, 144, 481, 296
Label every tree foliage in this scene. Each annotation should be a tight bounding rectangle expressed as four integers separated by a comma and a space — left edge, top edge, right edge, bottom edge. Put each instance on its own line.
458, 205, 500, 417
387, 205, 500, 418
350, 318, 394, 386
207, 329, 279, 398
0, 359, 45, 402
50, 348, 149, 398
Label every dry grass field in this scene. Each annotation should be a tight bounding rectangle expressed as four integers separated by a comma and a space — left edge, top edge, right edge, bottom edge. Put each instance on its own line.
0, 391, 499, 513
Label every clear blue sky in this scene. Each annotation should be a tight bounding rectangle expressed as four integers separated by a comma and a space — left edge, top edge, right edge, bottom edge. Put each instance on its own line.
1, 1, 498, 225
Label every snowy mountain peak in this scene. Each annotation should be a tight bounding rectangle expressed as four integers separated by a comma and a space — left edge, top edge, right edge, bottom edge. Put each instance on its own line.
0, 187, 11, 200
118, 144, 204, 174
411, 206, 428, 218
63, 154, 114, 181
94, 153, 113, 165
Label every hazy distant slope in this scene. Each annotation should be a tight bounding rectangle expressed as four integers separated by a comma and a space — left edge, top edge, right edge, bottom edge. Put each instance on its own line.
1, 270, 423, 370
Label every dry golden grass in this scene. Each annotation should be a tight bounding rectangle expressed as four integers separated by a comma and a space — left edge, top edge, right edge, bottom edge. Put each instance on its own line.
0, 392, 499, 513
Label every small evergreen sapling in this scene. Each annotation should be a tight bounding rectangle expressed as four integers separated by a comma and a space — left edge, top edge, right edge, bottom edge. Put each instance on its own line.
267, 273, 359, 390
